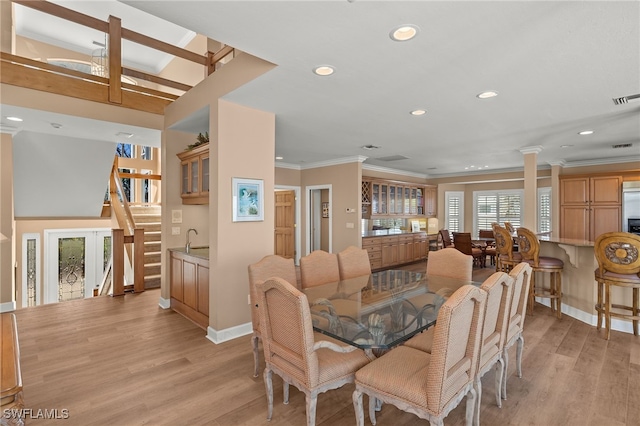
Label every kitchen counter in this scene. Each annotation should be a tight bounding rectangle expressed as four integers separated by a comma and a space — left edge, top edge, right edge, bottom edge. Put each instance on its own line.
538, 234, 594, 247
362, 230, 434, 238
168, 246, 209, 260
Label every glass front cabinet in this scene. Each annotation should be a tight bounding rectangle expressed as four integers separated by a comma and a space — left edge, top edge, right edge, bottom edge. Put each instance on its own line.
177, 143, 209, 205
365, 178, 436, 218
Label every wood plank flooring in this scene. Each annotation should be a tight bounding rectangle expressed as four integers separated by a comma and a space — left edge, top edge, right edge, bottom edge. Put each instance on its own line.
10, 262, 640, 425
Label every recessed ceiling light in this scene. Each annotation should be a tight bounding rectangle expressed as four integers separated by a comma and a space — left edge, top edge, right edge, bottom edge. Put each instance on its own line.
313, 65, 335, 76
50, 123, 62, 129
361, 145, 381, 150
476, 91, 498, 99
6, 116, 23, 122
275, 156, 283, 160
561, 144, 574, 148
410, 109, 426, 116
579, 130, 594, 135
390, 24, 419, 41
116, 132, 134, 138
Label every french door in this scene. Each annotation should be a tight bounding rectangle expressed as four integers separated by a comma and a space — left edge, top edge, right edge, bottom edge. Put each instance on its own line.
44, 229, 111, 304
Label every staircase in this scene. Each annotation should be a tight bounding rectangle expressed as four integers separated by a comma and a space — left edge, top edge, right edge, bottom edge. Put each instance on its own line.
130, 205, 162, 289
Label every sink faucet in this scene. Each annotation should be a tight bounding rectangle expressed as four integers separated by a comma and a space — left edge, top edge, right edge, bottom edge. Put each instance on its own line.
186, 228, 198, 253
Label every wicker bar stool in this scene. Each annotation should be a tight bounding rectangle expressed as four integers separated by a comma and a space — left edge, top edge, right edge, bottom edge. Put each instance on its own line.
594, 232, 640, 340
493, 224, 521, 273
516, 227, 564, 318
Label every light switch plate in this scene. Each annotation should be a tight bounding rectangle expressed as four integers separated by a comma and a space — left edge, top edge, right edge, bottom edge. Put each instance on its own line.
346, 222, 354, 229
172, 227, 180, 235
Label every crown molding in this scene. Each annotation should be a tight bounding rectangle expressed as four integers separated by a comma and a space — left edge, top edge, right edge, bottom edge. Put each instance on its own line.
362, 163, 428, 179
561, 156, 640, 168
519, 145, 544, 155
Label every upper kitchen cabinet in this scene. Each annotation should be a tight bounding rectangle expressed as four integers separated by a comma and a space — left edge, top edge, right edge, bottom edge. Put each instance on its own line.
177, 143, 210, 205
559, 174, 622, 240
364, 178, 435, 217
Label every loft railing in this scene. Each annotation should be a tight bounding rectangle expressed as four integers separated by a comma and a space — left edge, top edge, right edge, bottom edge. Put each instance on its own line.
2, 0, 235, 114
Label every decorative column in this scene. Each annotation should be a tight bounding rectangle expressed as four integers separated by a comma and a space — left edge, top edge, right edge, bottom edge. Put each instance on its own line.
519, 146, 543, 231
547, 161, 565, 236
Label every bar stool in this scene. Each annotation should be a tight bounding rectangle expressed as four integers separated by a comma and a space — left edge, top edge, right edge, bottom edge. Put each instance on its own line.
493, 224, 521, 273
516, 227, 564, 318
594, 232, 640, 340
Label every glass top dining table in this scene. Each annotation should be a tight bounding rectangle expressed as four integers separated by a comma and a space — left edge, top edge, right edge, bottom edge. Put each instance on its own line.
303, 269, 480, 351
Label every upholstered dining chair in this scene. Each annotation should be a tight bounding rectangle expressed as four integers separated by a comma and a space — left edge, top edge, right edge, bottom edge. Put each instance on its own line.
452, 232, 484, 267
258, 277, 371, 426
594, 232, 640, 340
473, 272, 514, 424
337, 245, 371, 280
501, 262, 532, 401
403, 247, 474, 333
439, 229, 454, 248
353, 285, 487, 426
516, 227, 564, 318
493, 224, 522, 273
300, 250, 340, 289
248, 255, 298, 377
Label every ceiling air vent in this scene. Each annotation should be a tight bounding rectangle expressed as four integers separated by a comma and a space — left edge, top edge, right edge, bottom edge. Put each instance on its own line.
612, 94, 640, 105
612, 143, 633, 149
376, 155, 409, 161
361, 144, 380, 150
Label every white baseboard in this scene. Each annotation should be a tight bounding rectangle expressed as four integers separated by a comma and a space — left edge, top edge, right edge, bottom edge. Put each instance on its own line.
158, 297, 170, 309
535, 297, 636, 334
206, 322, 252, 344
0, 301, 16, 313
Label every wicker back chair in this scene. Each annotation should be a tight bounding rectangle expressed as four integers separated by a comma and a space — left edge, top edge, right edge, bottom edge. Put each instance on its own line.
248, 255, 298, 377
493, 225, 521, 272
516, 227, 564, 318
594, 232, 640, 340
300, 250, 340, 288
337, 245, 371, 280
502, 262, 532, 400
258, 277, 370, 426
353, 285, 487, 426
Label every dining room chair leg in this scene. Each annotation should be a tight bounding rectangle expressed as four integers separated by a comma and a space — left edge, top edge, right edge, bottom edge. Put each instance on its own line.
634, 287, 639, 336
252, 335, 260, 377
605, 283, 612, 340
555, 272, 562, 319
264, 368, 274, 421
596, 280, 604, 330
494, 359, 504, 408
352, 390, 365, 426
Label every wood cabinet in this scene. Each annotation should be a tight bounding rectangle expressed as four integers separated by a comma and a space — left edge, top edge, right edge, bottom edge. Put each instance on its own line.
560, 175, 622, 241
363, 232, 428, 271
362, 237, 382, 270
170, 250, 209, 328
177, 143, 209, 205
365, 178, 435, 217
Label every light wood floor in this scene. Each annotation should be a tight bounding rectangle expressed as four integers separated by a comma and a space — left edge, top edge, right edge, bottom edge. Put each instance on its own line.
11, 262, 640, 425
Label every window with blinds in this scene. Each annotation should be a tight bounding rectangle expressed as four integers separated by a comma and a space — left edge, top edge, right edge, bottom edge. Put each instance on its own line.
474, 190, 523, 236
445, 191, 464, 232
538, 188, 551, 233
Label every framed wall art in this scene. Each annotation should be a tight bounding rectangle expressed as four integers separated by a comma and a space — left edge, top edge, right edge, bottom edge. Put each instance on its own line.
232, 178, 264, 222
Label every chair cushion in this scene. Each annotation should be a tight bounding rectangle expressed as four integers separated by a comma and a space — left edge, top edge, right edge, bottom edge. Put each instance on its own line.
355, 345, 432, 409
317, 341, 370, 386
524, 256, 563, 268
595, 268, 640, 284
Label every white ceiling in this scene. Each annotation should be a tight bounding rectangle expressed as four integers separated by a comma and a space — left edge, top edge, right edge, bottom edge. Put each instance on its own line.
3, 1, 640, 177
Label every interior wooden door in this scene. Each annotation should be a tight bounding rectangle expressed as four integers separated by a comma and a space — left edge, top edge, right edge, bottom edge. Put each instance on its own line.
274, 190, 295, 259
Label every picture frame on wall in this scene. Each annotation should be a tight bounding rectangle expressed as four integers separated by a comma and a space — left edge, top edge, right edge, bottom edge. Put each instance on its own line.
232, 178, 264, 222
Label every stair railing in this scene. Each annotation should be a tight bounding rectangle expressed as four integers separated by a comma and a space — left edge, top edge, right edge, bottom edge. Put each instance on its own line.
109, 156, 145, 295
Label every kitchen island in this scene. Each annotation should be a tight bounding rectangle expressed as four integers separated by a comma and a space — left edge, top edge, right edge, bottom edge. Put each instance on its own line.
538, 234, 634, 334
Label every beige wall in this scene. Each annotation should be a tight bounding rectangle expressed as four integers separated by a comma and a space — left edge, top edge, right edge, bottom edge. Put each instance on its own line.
163, 52, 276, 333
301, 162, 362, 253
0, 133, 14, 309
275, 167, 301, 187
